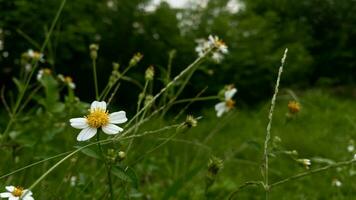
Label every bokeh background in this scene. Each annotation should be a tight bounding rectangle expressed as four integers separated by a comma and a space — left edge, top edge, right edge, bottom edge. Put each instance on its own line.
1, 0, 355, 107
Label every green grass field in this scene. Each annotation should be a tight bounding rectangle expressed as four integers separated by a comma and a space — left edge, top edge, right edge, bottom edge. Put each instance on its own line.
1, 89, 355, 199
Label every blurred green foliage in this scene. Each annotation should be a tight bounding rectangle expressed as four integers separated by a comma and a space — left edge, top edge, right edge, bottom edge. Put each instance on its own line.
0, 0, 355, 104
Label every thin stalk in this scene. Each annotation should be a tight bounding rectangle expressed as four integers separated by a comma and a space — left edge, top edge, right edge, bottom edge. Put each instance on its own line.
228, 181, 264, 200
125, 48, 212, 129
173, 87, 209, 121
263, 48, 288, 199
0, 151, 71, 180
92, 59, 99, 100
173, 95, 217, 105
96, 134, 114, 200
269, 159, 356, 189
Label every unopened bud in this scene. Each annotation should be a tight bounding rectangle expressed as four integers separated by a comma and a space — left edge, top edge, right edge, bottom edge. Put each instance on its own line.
144, 95, 154, 106
129, 52, 143, 66
89, 44, 99, 60
118, 151, 126, 161
145, 65, 154, 81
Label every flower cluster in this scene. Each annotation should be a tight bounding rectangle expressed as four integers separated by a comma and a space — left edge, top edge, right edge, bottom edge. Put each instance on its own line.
215, 86, 237, 117
195, 35, 228, 63
0, 186, 34, 200
70, 101, 128, 141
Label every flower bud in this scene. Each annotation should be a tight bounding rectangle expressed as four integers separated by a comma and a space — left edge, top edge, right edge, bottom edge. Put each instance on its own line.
129, 52, 143, 67
145, 65, 155, 81
118, 151, 126, 161
89, 44, 99, 60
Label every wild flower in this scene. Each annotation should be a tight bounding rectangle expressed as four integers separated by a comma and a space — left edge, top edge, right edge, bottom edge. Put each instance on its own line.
58, 74, 76, 89
118, 151, 126, 161
145, 65, 155, 81
0, 186, 34, 200
184, 115, 198, 128
208, 35, 228, 54
195, 35, 228, 63
195, 38, 211, 57
332, 178, 342, 187
69, 101, 127, 141
347, 140, 354, 152
297, 158, 311, 169
215, 87, 237, 117
288, 101, 301, 114
36, 68, 52, 80
70, 176, 77, 187
89, 44, 99, 60
27, 49, 44, 62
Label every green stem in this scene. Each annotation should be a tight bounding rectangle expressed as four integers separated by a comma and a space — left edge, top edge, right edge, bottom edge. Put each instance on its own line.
125, 48, 212, 128
263, 49, 288, 199
269, 159, 356, 189
92, 59, 99, 100
96, 133, 114, 200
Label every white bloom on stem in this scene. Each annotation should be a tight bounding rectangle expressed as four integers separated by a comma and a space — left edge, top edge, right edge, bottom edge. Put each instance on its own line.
195, 38, 211, 57
208, 35, 228, 54
195, 35, 228, 62
27, 49, 44, 62
215, 87, 237, 117
69, 101, 128, 141
0, 186, 34, 200
36, 68, 51, 80
332, 178, 342, 187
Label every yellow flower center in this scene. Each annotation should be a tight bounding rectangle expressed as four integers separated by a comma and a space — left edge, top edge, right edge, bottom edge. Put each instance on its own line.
225, 99, 235, 109
33, 52, 42, 60
288, 101, 301, 114
64, 76, 73, 83
215, 39, 226, 48
12, 187, 24, 197
43, 68, 51, 75
86, 109, 109, 128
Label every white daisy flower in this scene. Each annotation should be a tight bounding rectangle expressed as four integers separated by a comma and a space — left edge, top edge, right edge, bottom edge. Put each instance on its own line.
215, 87, 237, 117
195, 38, 211, 57
69, 101, 128, 141
0, 186, 34, 200
208, 35, 228, 54
27, 49, 44, 62
36, 68, 51, 80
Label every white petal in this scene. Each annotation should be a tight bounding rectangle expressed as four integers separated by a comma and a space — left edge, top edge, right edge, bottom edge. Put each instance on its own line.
90, 101, 106, 111
102, 124, 123, 135
215, 102, 227, 117
77, 127, 97, 141
0, 192, 12, 198
9, 196, 19, 200
5, 186, 14, 192
22, 190, 32, 196
69, 118, 88, 129
225, 88, 237, 100
23, 196, 34, 200
109, 111, 127, 124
